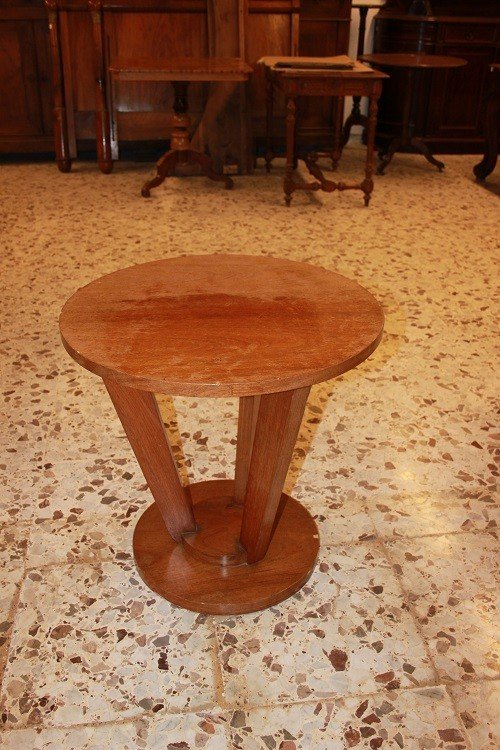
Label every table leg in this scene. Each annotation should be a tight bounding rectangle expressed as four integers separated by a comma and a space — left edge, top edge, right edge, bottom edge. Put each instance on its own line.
473, 86, 499, 181
239, 386, 310, 564
284, 96, 297, 206
46, 2, 72, 173
234, 395, 260, 505
342, 5, 369, 148
188, 150, 234, 189
112, 382, 317, 614
378, 67, 414, 175
410, 136, 445, 172
265, 75, 274, 173
342, 96, 363, 147
331, 97, 343, 170
91, 2, 113, 174
104, 379, 196, 542
362, 93, 379, 206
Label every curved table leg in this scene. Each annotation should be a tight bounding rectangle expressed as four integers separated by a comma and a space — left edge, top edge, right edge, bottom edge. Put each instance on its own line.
377, 136, 401, 175
141, 150, 179, 198
473, 89, 499, 181
188, 150, 233, 189
411, 137, 445, 172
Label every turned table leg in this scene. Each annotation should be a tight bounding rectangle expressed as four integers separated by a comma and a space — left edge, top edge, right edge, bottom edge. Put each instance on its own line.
362, 93, 379, 207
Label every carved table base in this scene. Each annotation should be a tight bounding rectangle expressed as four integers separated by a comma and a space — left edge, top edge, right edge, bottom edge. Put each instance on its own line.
142, 81, 233, 197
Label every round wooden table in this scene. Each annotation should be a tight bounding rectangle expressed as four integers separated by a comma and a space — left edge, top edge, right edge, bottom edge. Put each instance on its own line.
360, 53, 467, 174
59, 255, 384, 615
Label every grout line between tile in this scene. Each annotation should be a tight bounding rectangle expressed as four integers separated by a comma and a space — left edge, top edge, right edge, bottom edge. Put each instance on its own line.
374, 534, 474, 749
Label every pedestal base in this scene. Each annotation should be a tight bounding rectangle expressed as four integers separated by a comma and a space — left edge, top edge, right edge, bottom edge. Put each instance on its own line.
133, 479, 319, 615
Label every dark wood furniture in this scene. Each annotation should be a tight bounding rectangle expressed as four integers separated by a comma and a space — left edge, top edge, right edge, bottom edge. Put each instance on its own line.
361, 52, 466, 172
59, 254, 383, 615
0, 1, 352, 169
262, 58, 387, 206
110, 58, 252, 196
0, 0, 53, 159
342, 2, 383, 146
373, 1, 500, 154
474, 63, 500, 180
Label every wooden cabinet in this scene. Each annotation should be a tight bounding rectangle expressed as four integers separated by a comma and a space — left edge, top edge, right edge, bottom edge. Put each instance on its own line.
0, 0, 353, 167
0, 1, 53, 153
373, 1, 500, 153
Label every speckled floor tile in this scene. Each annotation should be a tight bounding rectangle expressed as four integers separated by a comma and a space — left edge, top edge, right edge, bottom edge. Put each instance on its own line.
448, 680, 500, 750
0, 711, 229, 749
229, 687, 468, 749
25, 509, 139, 568
0, 562, 217, 727
366, 488, 499, 539
0, 720, 144, 750
1, 150, 498, 743
27, 457, 151, 522
387, 532, 499, 682
216, 542, 435, 707
0, 526, 27, 681
292, 472, 377, 546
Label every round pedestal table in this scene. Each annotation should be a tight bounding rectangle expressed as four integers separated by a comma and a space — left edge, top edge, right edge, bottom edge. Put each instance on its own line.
360, 53, 467, 175
59, 255, 384, 615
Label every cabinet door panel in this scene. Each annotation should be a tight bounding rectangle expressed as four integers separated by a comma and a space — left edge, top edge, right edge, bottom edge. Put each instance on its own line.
0, 20, 43, 135
426, 44, 496, 140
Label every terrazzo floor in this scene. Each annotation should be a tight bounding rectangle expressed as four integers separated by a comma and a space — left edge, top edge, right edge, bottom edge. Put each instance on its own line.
0, 147, 499, 749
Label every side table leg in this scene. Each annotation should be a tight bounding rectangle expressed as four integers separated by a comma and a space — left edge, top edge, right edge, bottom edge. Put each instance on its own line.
362, 94, 379, 206
189, 150, 234, 189
265, 75, 274, 173
411, 137, 445, 173
234, 395, 261, 505
284, 97, 297, 207
142, 151, 178, 198
377, 136, 401, 175
240, 386, 310, 564
104, 379, 197, 542
474, 88, 499, 181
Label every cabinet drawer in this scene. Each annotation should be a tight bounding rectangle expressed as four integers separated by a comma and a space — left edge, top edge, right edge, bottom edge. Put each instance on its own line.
442, 24, 496, 44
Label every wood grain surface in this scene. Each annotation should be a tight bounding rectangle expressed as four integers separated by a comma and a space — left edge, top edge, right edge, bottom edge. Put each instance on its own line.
133, 479, 320, 615
59, 255, 384, 397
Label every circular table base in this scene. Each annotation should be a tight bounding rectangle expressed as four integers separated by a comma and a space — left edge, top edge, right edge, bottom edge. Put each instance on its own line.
133, 479, 319, 615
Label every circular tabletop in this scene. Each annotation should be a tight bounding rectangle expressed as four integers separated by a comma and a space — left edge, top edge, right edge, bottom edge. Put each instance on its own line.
360, 53, 467, 70
59, 255, 384, 397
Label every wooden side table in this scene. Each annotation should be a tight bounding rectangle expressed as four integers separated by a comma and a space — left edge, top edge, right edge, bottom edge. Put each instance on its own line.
59, 255, 384, 615
261, 58, 387, 206
109, 58, 252, 197
360, 53, 467, 175
474, 64, 500, 182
